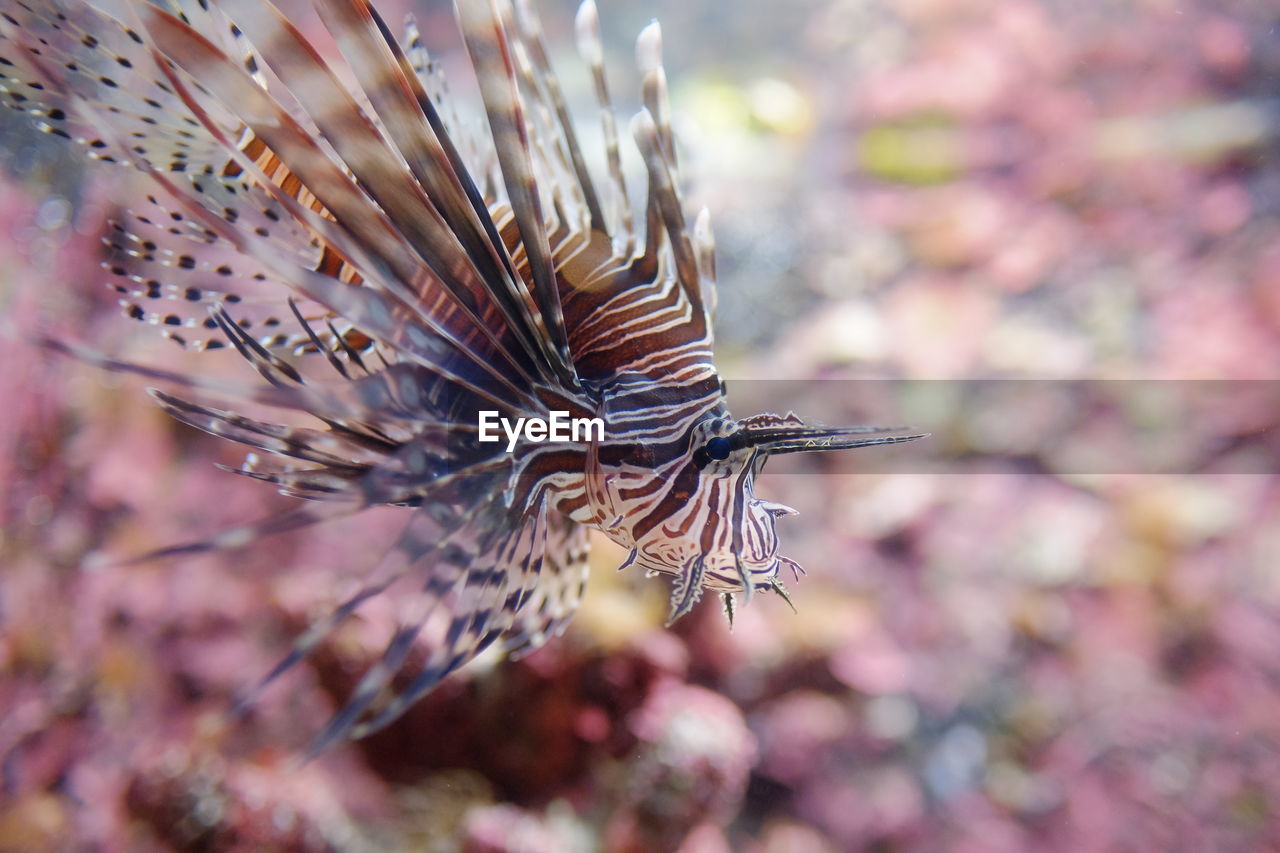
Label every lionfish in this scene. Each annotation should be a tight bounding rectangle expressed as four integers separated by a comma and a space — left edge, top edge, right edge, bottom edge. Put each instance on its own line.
1, 0, 921, 747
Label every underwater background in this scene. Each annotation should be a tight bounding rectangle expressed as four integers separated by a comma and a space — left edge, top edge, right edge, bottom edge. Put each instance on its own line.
2, 0, 1278, 849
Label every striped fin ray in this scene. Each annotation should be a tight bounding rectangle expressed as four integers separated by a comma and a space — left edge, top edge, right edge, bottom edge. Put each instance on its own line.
343, 495, 553, 745
150, 389, 409, 504
207, 304, 305, 387
48, 338, 514, 465
128, 2, 546, 404
231, 494, 503, 724
574, 0, 634, 256
503, 514, 590, 658
509, 0, 605, 232
636, 22, 678, 179
212, 0, 499, 327
39, 337, 399, 424
149, 1, 509, 342
133, 164, 521, 400
631, 108, 704, 320
111, 105, 541, 414
399, 18, 504, 230
311, 0, 568, 393
635, 22, 721, 316
144, 158, 536, 412
301, 494, 548, 752
118, 388, 516, 566
455, 0, 578, 389
148, 389, 398, 472
492, 0, 597, 265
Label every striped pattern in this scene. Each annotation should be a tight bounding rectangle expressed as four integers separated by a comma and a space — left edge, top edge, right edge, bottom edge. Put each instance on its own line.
1, 0, 922, 748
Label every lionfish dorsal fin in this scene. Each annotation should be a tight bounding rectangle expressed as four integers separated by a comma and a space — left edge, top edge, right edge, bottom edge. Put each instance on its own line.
575, 0, 636, 256
456, 0, 578, 388
511, 0, 606, 233
321, 0, 566, 384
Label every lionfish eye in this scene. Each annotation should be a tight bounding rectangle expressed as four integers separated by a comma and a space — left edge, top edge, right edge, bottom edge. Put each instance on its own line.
691, 433, 736, 469
705, 437, 734, 460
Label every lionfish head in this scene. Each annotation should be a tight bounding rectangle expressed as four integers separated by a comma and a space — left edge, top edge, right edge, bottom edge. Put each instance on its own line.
623, 411, 925, 625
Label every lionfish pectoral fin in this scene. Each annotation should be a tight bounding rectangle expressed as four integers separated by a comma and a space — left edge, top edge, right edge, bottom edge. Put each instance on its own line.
298, 498, 548, 751
121, 500, 362, 566
229, 574, 398, 720
503, 516, 590, 659
226, 493, 486, 725
721, 592, 736, 630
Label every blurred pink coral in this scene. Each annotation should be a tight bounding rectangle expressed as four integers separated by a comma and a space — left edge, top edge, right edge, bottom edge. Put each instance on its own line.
605, 681, 756, 853
461, 803, 590, 853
